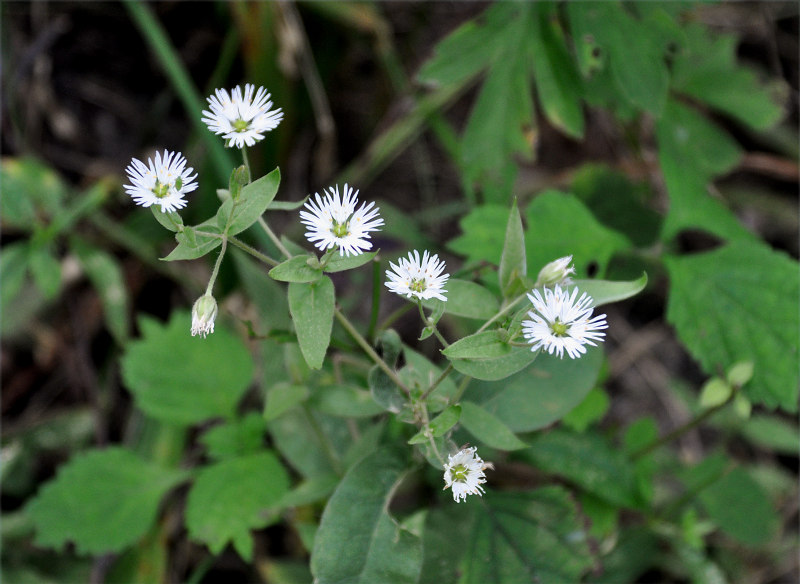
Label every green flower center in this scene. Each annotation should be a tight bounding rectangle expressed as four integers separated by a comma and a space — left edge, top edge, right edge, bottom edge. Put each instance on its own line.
331, 221, 350, 239
451, 464, 468, 483
152, 181, 170, 199
550, 320, 569, 337
409, 278, 427, 294
233, 119, 250, 133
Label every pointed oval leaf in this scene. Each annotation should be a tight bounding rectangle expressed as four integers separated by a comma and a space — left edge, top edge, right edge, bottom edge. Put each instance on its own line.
227, 168, 281, 236
269, 255, 323, 283
288, 277, 335, 370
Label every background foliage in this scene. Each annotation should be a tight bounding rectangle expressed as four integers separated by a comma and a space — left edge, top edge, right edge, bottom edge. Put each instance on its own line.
2, 2, 798, 583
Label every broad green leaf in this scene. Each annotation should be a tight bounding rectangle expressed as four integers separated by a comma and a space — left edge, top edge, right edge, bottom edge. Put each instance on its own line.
529, 3, 585, 138
450, 345, 538, 381
233, 249, 291, 331
28, 246, 61, 299
27, 447, 188, 554
199, 413, 266, 461
447, 205, 508, 265
162, 226, 222, 261
121, 313, 254, 425
71, 238, 130, 344
311, 449, 421, 584
409, 405, 461, 444
498, 199, 526, 299
369, 365, 405, 413
416, 3, 512, 87
665, 242, 799, 411
288, 277, 335, 370
739, 415, 799, 455
568, 273, 648, 307
461, 4, 535, 187
672, 23, 783, 130
264, 382, 309, 421
310, 384, 384, 418
268, 409, 339, 478
698, 467, 778, 546
562, 388, 610, 432
269, 255, 323, 283
523, 429, 642, 508
277, 473, 340, 509
423, 279, 499, 320
442, 330, 511, 360
459, 401, 528, 451
227, 168, 281, 236
324, 250, 377, 273
525, 191, 631, 279
434, 487, 592, 584
1, 157, 66, 228
1, 241, 30, 308
150, 207, 183, 232
463, 345, 604, 432
185, 451, 289, 561
656, 97, 753, 242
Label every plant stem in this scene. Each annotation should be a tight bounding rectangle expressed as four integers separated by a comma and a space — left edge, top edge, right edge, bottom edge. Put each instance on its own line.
417, 300, 449, 348
632, 393, 736, 459
420, 363, 454, 402
476, 292, 529, 334
227, 236, 279, 267
334, 308, 411, 397
257, 217, 292, 259
205, 237, 227, 296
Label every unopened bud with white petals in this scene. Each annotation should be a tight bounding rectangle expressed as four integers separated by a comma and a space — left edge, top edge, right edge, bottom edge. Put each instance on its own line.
536, 255, 576, 287
191, 294, 218, 338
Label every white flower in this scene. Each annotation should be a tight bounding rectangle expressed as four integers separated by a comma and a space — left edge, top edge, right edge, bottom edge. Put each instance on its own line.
299, 184, 383, 256
191, 294, 218, 338
522, 284, 607, 359
385, 250, 449, 301
124, 150, 198, 213
201, 84, 283, 148
536, 255, 576, 287
443, 447, 489, 503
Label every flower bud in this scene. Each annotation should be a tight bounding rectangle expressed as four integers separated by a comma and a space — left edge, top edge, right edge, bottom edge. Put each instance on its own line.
191, 294, 218, 338
536, 255, 575, 287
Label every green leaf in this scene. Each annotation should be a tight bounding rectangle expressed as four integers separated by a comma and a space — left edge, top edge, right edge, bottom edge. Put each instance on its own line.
150, 206, 183, 232
199, 413, 266, 461
699, 378, 732, 408
71, 238, 130, 344
226, 168, 281, 236
269, 255, 323, 283
264, 382, 309, 421
525, 190, 631, 279
121, 312, 254, 425
1, 241, 30, 308
409, 405, 461, 444
665, 242, 799, 411
447, 205, 508, 266
672, 23, 783, 130
423, 279, 499, 320
450, 345, 538, 382
27, 447, 188, 554
268, 409, 338, 478
498, 199, 527, 299
277, 473, 340, 509
739, 415, 800, 455
28, 246, 61, 299
311, 449, 421, 584
369, 365, 405, 414
459, 401, 528, 451
562, 388, 610, 432
311, 384, 384, 418
476, 346, 605, 432
185, 451, 289, 561
523, 429, 641, 508
442, 330, 512, 360
656, 97, 752, 242
432, 487, 592, 584
162, 225, 223, 261
568, 273, 647, 307
529, 3, 585, 138
698, 467, 778, 546
288, 277, 335, 370
324, 250, 378, 273
1, 157, 66, 228
401, 347, 458, 411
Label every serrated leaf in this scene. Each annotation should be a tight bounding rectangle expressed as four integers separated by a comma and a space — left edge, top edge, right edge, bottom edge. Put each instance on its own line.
459, 401, 528, 450
200, 413, 266, 461
185, 451, 289, 561
121, 312, 254, 425
311, 449, 421, 584
27, 447, 188, 554
324, 250, 377, 273
523, 429, 642, 509
269, 255, 323, 283
226, 168, 281, 236
529, 3, 585, 138
288, 277, 335, 370
71, 238, 130, 344
448, 205, 509, 265
665, 242, 799, 412
476, 345, 604, 432
498, 199, 526, 299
